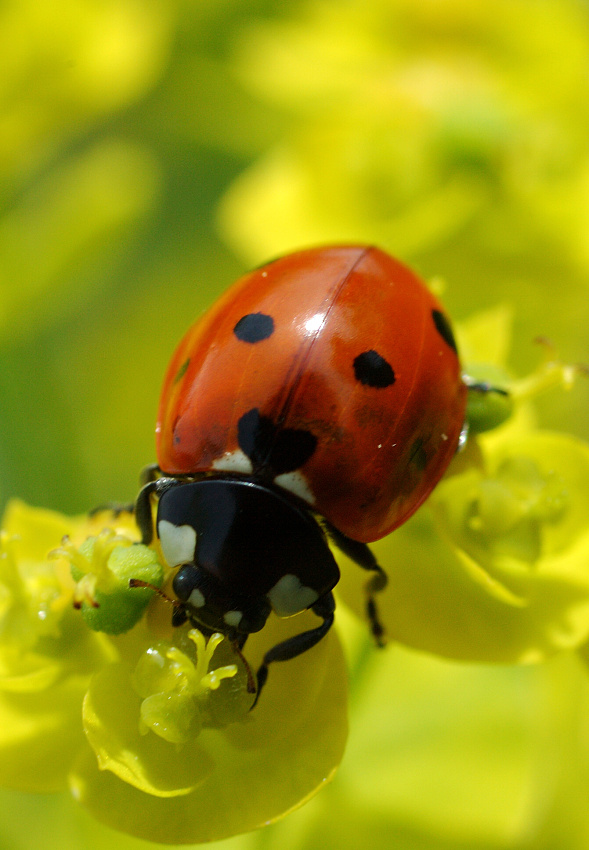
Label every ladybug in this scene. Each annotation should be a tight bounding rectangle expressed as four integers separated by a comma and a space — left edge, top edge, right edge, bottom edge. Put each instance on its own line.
135, 245, 468, 700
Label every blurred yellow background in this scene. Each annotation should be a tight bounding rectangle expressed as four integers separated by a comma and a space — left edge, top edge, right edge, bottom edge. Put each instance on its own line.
1, 0, 588, 518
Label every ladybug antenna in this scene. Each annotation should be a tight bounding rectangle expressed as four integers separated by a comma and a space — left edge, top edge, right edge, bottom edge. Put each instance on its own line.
128, 578, 185, 614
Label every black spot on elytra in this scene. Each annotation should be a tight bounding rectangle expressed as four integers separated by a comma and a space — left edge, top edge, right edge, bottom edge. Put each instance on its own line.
432, 309, 458, 354
174, 358, 190, 384
353, 350, 395, 388
408, 437, 428, 471
238, 408, 317, 476
233, 312, 275, 343
237, 409, 275, 462
172, 413, 182, 445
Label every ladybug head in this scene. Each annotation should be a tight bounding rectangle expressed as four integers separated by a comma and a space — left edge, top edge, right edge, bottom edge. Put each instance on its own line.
171, 562, 271, 636
155, 477, 340, 638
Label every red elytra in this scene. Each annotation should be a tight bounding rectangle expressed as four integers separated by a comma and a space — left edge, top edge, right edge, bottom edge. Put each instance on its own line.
156, 245, 467, 543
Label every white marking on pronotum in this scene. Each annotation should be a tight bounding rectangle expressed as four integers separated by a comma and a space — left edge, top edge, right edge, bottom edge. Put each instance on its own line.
274, 470, 315, 505
223, 610, 243, 627
267, 574, 319, 617
211, 449, 253, 475
158, 519, 197, 567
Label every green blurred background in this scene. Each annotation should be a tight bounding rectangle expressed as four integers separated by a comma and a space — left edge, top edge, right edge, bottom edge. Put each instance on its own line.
0, 0, 282, 514
2, 1, 589, 848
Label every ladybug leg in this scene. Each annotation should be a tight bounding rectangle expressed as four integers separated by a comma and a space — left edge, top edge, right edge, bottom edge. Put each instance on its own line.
88, 501, 134, 518
139, 463, 163, 486
90, 468, 170, 539
325, 523, 387, 647
463, 376, 509, 396
134, 476, 182, 545
252, 592, 335, 708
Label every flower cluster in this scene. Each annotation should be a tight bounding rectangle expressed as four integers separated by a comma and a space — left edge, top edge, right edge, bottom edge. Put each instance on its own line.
0, 502, 348, 843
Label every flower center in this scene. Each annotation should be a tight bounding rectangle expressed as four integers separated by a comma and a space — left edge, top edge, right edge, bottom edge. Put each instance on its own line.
131, 630, 250, 743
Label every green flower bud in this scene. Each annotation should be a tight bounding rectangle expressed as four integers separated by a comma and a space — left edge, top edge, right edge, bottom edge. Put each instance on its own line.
53, 529, 163, 634
465, 365, 514, 433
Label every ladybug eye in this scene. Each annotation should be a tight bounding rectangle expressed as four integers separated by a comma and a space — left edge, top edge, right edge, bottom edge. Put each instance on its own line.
353, 350, 396, 388
233, 312, 275, 343
172, 564, 203, 605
